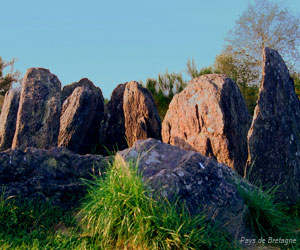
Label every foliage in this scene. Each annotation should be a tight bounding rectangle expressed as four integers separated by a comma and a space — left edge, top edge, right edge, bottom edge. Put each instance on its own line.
145, 71, 187, 120
226, 0, 300, 81
186, 58, 214, 79
237, 183, 300, 248
0, 57, 20, 96
292, 72, 300, 99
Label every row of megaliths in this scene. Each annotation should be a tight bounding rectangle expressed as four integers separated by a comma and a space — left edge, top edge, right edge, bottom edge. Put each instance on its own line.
161, 48, 300, 204
0, 48, 299, 204
0, 69, 162, 154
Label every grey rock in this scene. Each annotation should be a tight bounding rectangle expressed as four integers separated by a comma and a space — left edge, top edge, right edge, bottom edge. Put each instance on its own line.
12, 68, 61, 150
116, 138, 253, 241
246, 48, 300, 204
58, 82, 104, 154
99, 83, 127, 153
0, 147, 106, 208
0, 87, 20, 151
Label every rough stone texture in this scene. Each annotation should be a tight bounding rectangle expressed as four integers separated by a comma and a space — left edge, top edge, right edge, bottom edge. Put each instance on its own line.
61, 78, 102, 103
123, 81, 162, 147
12, 68, 61, 150
99, 83, 127, 153
246, 48, 300, 204
0, 87, 20, 151
116, 138, 253, 242
0, 147, 106, 208
162, 74, 251, 176
58, 83, 104, 154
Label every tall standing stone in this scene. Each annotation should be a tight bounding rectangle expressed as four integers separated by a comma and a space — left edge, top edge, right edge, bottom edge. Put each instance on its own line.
246, 48, 300, 204
12, 68, 61, 150
162, 74, 251, 175
58, 80, 104, 154
0, 87, 20, 151
123, 81, 162, 147
99, 83, 127, 153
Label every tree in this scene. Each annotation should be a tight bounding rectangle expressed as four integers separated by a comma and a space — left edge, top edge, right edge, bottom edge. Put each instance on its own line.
226, 0, 300, 79
145, 71, 187, 120
0, 57, 20, 96
186, 58, 214, 79
214, 50, 259, 115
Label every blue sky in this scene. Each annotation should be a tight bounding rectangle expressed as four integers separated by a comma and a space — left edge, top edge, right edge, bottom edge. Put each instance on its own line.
1, 0, 300, 98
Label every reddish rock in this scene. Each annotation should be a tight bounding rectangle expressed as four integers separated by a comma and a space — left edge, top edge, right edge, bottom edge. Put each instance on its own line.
0, 87, 20, 151
246, 48, 300, 204
123, 81, 161, 147
12, 68, 61, 150
58, 83, 104, 154
162, 74, 251, 175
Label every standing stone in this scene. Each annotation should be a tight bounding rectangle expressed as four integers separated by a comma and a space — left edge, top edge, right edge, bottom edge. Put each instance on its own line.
58, 82, 104, 154
12, 68, 61, 150
246, 48, 300, 204
99, 83, 127, 153
162, 74, 251, 176
0, 87, 20, 151
61, 78, 101, 103
123, 81, 162, 147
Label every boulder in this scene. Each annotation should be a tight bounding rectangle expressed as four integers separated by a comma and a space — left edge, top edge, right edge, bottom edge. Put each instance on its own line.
116, 138, 252, 242
0, 87, 20, 151
12, 68, 61, 150
123, 81, 162, 147
0, 147, 106, 208
99, 83, 127, 153
246, 48, 300, 204
58, 83, 104, 154
162, 74, 251, 175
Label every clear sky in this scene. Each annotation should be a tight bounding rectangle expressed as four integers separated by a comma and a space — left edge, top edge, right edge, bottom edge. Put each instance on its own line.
1, 0, 300, 98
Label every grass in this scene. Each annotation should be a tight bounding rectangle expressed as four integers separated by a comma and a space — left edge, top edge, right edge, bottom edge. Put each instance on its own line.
0, 158, 235, 250
1, 157, 300, 249
237, 182, 300, 249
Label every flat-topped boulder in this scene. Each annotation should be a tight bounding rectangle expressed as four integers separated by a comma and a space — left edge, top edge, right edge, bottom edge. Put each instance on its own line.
0, 87, 20, 151
58, 82, 104, 154
116, 138, 253, 242
162, 74, 251, 175
0, 146, 106, 208
246, 48, 300, 204
12, 68, 61, 150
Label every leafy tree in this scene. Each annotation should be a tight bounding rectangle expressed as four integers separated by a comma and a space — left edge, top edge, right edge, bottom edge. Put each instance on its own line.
0, 57, 20, 96
214, 50, 259, 115
226, 0, 300, 80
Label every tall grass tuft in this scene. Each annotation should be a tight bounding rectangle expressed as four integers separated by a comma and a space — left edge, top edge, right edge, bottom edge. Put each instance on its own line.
237, 183, 300, 248
78, 158, 234, 250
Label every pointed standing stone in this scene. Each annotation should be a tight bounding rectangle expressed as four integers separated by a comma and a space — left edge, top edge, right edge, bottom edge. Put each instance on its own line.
246, 48, 300, 204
